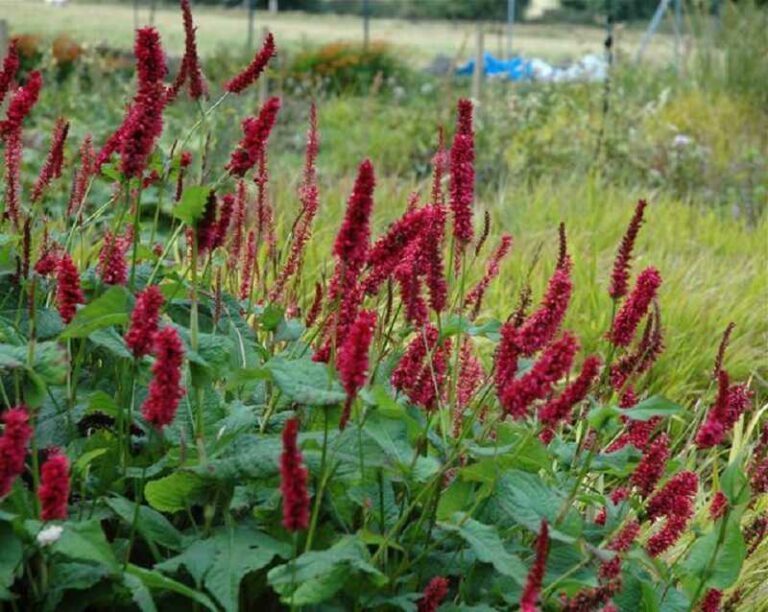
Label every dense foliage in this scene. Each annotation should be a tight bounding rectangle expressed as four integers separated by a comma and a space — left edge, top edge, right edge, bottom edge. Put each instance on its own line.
0, 2, 766, 611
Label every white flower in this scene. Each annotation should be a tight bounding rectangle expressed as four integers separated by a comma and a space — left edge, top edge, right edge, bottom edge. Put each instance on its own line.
37, 524, 64, 547
672, 134, 693, 148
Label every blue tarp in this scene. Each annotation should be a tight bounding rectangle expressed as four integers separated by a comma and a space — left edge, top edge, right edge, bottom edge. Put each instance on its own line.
456, 52, 536, 81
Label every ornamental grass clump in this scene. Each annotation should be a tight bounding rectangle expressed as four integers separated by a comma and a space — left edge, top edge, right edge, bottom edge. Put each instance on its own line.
0, 3, 763, 610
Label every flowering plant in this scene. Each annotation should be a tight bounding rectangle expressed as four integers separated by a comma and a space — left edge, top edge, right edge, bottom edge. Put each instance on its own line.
0, 3, 765, 610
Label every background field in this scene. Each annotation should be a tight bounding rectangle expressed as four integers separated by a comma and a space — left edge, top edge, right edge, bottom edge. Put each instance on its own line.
1, 0, 678, 62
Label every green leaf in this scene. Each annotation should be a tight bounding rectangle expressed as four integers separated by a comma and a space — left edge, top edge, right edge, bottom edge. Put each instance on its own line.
60, 286, 131, 340
0, 522, 22, 595
203, 526, 291, 611
266, 357, 346, 406
106, 497, 185, 551
494, 471, 582, 543
0, 341, 67, 386
123, 573, 157, 612
622, 396, 683, 421
145, 472, 206, 513
74, 448, 109, 474
197, 333, 234, 376
721, 458, 750, 505
174, 186, 211, 226
260, 303, 285, 331
439, 514, 527, 583
51, 520, 120, 573
89, 327, 133, 359
125, 564, 216, 611
680, 513, 746, 592
587, 405, 621, 429
155, 538, 218, 584
267, 536, 386, 606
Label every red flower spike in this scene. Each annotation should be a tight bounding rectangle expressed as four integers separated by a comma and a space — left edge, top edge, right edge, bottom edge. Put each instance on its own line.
67, 135, 96, 218
516, 264, 573, 357
32, 117, 69, 202
56, 254, 84, 324
520, 519, 549, 612
225, 32, 276, 94
333, 159, 376, 280
196, 190, 219, 254
226, 97, 281, 177
696, 370, 752, 449
609, 199, 648, 300
465, 234, 513, 316
645, 471, 698, 557
38, 450, 70, 521
449, 132, 474, 247
599, 520, 640, 580
280, 417, 310, 532
538, 355, 601, 428
0, 406, 33, 498
141, 327, 185, 429
239, 230, 257, 301
417, 576, 450, 612
500, 332, 579, 420
631, 433, 669, 497
392, 325, 439, 392
712, 322, 735, 380
700, 589, 722, 612
213, 193, 235, 250
3, 128, 22, 227
0, 70, 42, 138
337, 310, 377, 430
119, 28, 167, 178
97, 230, 129, 286
423, 204, 448, 313
494, 322, 520, 392
709, 491, 727, 520
270, 105, 320, 302
305, 282, 324, 328
362, 206, 431, 296
0, 39, 20, 105
125, 285, 165, 358
174, 0, 207, 100
454, 339, 484, 436
607, 267, 662, 347
228, 180, 247, 269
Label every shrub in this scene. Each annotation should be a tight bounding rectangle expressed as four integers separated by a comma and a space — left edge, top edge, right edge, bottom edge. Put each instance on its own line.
0, 5, 765, 611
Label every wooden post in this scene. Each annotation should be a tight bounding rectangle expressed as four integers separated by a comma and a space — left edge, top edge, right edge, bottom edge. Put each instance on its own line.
471, 23, 484, 102
362, 0, 370, 51
507, 0, 516, 59
247, 0, 256, 51
0, 21, 8, 60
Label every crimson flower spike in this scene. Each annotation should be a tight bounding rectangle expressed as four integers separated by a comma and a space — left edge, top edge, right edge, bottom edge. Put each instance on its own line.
417, 577, 449, 612
226, 96, 281, 177
333, 159, 376, 283
38, 450, 70, 521
141, 327, 185, 429
280, 417, 310, 532
0, 70, 42, 138
645, 471, 698, 557
56, 254, 84, 324
464, 233, 513, 317
172, 0, 207, 100
609, 199, 648, 300
121, 28, 168, 178
515, 263, 573, 357
538, 355, 602, 429
125, 285, 165, 358
449, 98, 475, 247
500, 332, 579, 419
0, 406, 33, 498
32, 117, 70, 202
225, 32, 276, 94
0, 39, 20, 105
336, 310, 377, 430
607, 267, 662, 347
520, 519, 550, 612
712, 321, 736, 380
630, 433, 669, 497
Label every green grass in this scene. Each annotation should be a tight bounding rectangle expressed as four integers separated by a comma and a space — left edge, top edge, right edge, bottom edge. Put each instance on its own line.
4, 0, 677, 63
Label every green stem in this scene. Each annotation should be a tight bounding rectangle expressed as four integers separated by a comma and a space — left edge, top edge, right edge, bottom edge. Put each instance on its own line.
305, 409, 330, 552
